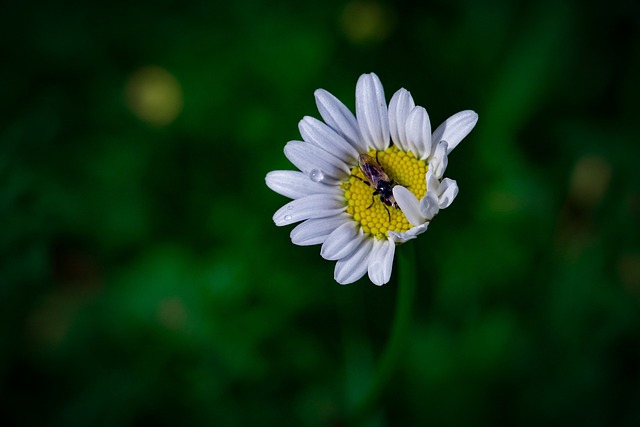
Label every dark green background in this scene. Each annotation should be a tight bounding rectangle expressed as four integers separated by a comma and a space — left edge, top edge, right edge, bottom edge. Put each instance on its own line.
2, 0, 639, 425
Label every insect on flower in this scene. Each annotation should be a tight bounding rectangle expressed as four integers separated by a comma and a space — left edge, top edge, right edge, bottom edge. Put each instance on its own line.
266, 72, 478, 285
356, 153, 400, 220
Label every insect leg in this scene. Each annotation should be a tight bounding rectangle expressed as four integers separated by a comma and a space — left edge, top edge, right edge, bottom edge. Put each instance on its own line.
352, 173, 378, 209
367, 190, 378, 210
352, 175, 370, 187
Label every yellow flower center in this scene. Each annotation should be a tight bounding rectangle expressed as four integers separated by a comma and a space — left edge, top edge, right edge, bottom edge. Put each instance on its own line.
342, 146, 428, 239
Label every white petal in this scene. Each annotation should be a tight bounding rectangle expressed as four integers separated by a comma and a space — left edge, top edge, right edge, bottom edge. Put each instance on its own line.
314, 89, 366, 152
299, 117, 359, 164
426, 169, 440, 194
393, 186, 426, 226
419, 192, 440, 220
437, 178, 458, 209
388, 223, 429, 244
290, 214, 351, 246
405, 106, 432, 159
356, 73, 389, 151
334, 236, 373, 285
273, 194, 345, 226
320, 221, 362, 260
266, 170, 338, 199
429, 141, 449, 179
367, 238, 395, 286
388, 88, 415, 152
431, 110, 478, 154
284, 141, 349, 181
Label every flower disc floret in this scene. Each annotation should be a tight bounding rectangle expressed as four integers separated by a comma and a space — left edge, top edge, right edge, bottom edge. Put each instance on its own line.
343, 146, 427, 239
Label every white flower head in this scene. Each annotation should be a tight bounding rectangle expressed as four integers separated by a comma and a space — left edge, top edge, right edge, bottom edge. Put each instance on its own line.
266, 73, 478, 286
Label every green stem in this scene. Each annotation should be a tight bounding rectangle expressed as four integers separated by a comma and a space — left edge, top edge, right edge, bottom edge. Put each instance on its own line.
350, 243, 417, 425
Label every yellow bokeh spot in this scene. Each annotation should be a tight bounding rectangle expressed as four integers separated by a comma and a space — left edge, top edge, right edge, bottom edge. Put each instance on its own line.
340, 0, 395, 44
342, 146, 428, 239
126, 66, 183, 126
569, 155, 611, 208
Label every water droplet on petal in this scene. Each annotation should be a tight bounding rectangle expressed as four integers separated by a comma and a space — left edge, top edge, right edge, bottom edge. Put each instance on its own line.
287, 205, 293, 210
309, 169, 324, 182
284, 214, 292, 221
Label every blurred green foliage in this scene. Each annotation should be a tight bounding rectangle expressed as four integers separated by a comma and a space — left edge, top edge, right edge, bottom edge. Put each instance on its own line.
2, 0, 640, 425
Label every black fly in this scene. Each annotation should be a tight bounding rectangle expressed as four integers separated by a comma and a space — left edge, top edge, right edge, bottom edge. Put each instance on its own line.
355, 153, 399, 220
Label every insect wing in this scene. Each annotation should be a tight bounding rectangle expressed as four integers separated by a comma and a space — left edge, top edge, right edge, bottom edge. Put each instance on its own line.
358, 154, 390, 186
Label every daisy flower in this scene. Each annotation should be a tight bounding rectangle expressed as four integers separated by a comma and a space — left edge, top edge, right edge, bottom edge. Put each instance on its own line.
266, 73, 478, 286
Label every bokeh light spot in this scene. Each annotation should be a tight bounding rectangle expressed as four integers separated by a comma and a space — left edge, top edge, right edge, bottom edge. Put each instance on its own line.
157, 296, 187, 331
340, 0, 395, 44
125, 66, 183, 126
569, 155, 611, 208
618, 253, 640, 296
